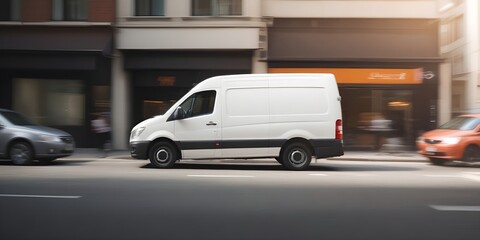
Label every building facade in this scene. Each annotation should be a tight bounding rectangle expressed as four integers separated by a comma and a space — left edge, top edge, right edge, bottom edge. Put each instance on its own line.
112, 0, 267, 149
264, 0, 441, 150
2, 0, 446, 150
438, 0, 480, 117
0, 0, 115, 147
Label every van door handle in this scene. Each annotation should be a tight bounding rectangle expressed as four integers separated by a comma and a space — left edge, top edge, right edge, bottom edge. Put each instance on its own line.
206, 121, 217, 126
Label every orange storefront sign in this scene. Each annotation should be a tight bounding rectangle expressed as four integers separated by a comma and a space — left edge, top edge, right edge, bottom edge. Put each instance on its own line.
268, 68, 424, 84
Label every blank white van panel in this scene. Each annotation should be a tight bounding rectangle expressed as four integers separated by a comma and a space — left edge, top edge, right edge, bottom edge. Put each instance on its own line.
225, 88, 268, 117
269, 87, 328, 115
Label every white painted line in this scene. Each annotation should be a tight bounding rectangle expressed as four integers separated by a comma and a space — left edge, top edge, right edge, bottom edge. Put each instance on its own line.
424, 175, 460, 178
461, 173, 480, 182
0, 194, 82, 199
187, 175, 254, 178
309, 173, 328, 176
430, 205, 480, 212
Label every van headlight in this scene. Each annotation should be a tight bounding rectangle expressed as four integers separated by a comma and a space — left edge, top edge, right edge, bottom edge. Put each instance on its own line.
39, 135, 61, 142
442, 137, 460, 145
131, 127, 146, 139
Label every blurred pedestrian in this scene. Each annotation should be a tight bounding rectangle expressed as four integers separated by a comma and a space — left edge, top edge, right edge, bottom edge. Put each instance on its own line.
91, 112, 111, 157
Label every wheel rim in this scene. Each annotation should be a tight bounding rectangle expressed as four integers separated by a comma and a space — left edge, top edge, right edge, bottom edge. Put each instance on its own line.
155, 149, 170, 163
11, 144, 30, 163
289, 149, 307, 165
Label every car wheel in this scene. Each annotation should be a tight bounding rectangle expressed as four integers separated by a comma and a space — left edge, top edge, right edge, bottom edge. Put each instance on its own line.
429, 157, 447, 166
10, 142, 34, 165
149, 141, 178, 168
280, 142, 312, 170
462, 145, 480, 163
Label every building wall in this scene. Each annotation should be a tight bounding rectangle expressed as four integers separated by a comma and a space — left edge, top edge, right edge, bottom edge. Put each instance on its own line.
439, 0, 480, 116
22, 0, 51, 22
0, 0, 115, 148
89, 0, 116, 22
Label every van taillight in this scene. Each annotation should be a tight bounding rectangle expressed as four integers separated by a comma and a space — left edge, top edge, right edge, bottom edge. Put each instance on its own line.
335, 119, 343, 140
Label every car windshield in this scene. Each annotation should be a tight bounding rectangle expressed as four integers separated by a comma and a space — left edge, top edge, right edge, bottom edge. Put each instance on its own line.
1, 111, 37, 126
439, 117, 480, 130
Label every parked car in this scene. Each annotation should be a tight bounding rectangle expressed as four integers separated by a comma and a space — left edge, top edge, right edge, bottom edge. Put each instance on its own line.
417, 114, 480, 165
0, 109, 75, 165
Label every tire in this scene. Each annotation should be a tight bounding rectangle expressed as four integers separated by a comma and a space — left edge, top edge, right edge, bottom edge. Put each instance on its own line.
462, 145, 480, 163
10, 142, 34, 165
429, 157, 447, 166
280, 142, 312, 170
149, 141, 178, 168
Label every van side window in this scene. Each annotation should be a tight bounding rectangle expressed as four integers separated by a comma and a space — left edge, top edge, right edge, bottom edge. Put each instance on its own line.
180, 90, 216, 118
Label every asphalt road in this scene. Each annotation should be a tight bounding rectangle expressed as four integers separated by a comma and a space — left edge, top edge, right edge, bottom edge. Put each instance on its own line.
1, 157, 479, 240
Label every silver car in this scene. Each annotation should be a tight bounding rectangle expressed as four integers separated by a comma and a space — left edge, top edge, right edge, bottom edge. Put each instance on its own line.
0, 109, 75, 165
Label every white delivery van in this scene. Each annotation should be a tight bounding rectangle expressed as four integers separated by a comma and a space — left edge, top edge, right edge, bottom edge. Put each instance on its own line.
130, 74, 343, 170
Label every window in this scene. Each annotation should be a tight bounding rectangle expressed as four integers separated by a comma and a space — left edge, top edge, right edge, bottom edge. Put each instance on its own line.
440, 14, 464, 46
192, 0, 242, 16
53, 0, 87, 21
179, 91, 216, 118
14, 78, 85, 126
135, 0, 164, 16
0, 0, 21, 21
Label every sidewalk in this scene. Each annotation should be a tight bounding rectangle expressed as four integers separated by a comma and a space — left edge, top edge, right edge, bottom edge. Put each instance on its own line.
69, 148, 428, 163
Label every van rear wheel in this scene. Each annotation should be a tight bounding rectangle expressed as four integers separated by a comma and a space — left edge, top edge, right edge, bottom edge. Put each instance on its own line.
280, 142, 312, 170
149, 141, 178, 168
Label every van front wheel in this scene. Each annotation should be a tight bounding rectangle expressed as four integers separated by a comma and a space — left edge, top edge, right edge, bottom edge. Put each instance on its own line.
149, 142, 178, 168
280, 142, 312, 170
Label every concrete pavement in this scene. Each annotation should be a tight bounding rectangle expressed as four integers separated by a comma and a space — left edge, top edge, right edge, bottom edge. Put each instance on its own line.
68, 148, 428, 163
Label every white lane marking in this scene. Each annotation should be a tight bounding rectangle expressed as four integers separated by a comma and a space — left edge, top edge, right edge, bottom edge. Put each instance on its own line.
430, 205, 480, 212
424, 175, 460, 178
187, 175, 254, 178
0, 194, 82, 199
309, 173, 328, 176
461, 172, 480, 182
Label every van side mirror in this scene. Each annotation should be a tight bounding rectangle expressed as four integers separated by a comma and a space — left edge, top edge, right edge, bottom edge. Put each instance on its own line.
173, 107, 185, 120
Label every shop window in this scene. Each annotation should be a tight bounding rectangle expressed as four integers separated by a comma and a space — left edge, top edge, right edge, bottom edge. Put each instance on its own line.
93, 86, 111, 114
13, 78, 85, 126
135, 0, 164, 16
143, 100, 176, 120
53, 0, 87, 21
0, 0, 21, 21
340, 88, 413, 150
192, 0, 242, 16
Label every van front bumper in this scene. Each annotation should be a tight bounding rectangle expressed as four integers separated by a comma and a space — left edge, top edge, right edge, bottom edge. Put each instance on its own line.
130, 141, 150, 159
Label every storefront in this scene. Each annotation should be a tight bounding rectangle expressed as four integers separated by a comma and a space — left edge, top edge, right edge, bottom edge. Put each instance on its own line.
269, 67, 438, 150
268, 18, 442, 150
122, 50, 253, 127
0, 26, 113, 147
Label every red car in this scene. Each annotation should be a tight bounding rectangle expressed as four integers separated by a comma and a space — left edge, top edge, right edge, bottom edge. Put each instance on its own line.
417, 114, 480, 165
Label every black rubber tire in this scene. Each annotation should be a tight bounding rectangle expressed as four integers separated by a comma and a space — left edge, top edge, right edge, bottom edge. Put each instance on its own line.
280, 142, 312, 170
149, 141, 178, 168
10, 142, 34, 165
462, 145, 480, 163
429, 157, 447, 166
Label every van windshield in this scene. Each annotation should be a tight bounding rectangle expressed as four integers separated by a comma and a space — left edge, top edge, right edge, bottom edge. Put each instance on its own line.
439, 117, 480, 130
1, 111, 37, 126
